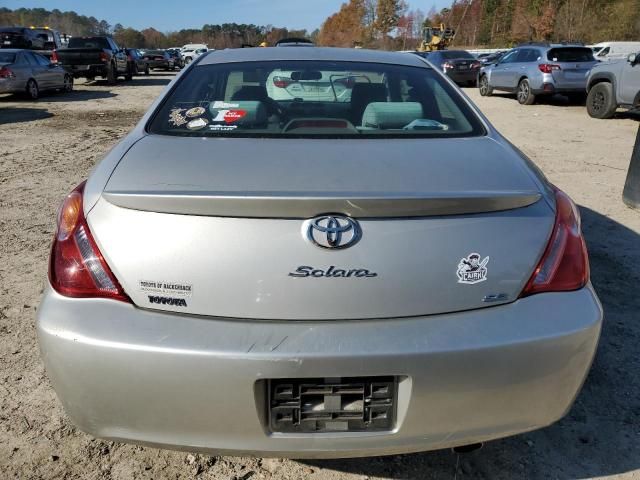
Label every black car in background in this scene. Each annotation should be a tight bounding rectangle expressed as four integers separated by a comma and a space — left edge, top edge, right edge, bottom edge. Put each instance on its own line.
140, 49, 175, 70
425, 50, 482, 86
166, 48, 184, 68
478, 51, 508, 65
0, 27, 46, 50
56, 36, 130, 83
124, 48, 150, 75
31, 27, 65, 61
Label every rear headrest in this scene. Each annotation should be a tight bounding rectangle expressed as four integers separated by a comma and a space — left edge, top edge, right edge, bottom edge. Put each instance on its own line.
351, 83, 387, 103
231, 85, 269, 102
361, 102, 423, 129
208, 100, 268, 126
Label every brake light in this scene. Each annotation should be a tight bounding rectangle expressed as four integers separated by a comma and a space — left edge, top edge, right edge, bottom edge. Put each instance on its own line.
0, 66, 15, 78
538, 64, 561, 73
49, 182, 129, 302
273, 76, 291, 88
99, 52, 109, 63
50, 50, 59, 63
521, 188, 589, 297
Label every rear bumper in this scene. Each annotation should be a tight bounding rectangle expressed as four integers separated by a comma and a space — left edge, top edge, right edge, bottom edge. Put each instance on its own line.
62, 64, 108, 78
445, 70, 479, 84
532, 74, 590, 95
0, 78, 22, 94
37, 285, 602, 458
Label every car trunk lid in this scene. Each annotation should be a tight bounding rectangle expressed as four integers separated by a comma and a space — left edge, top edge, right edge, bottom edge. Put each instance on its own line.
88, 135, 554, 320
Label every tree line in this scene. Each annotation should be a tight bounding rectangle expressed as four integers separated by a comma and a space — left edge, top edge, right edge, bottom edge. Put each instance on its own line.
1, 2, 639, 51
316, 0, 640, 49
0, 7, 310, 48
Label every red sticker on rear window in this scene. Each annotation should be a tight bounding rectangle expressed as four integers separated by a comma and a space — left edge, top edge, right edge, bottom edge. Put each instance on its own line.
223, 110, 246, 123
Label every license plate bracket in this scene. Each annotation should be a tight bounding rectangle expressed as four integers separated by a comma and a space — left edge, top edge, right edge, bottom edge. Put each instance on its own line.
268, 376, 397, 433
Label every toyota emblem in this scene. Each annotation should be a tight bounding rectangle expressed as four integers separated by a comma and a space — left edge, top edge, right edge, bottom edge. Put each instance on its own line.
306, 215, 361, 249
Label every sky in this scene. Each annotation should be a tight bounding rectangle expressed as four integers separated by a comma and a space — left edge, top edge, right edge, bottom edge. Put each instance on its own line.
3, 0, 453, 32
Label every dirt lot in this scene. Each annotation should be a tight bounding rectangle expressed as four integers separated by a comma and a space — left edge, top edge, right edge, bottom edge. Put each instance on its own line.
1, 74, 639, 480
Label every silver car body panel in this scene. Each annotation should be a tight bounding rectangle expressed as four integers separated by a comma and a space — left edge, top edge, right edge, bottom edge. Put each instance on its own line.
38, 285, 602, 458
88, 195, 553, 319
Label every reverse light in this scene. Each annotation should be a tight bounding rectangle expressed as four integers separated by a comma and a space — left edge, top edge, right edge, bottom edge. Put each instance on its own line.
49, 182, 129, 302
538, 63, 561, 74
521, 188, 589, 297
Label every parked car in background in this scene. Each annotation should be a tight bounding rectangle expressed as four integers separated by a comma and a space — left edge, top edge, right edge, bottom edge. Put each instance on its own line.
586, 52, 640, 118
57, 36, 130, 84
479, 43, 597, 105
38, 47, 601, 459
31, 27, 65, 61
0, 27, 45, 50
591, 42, 640, 62
181, 43, 207, 52
166, 48, 184, 68
181, 47, 208, 64
124, 48, 150, 76
478, 50, 508, 65
140, 49, 175, 70
0, 49, 72, 99
424, 50, 481, 86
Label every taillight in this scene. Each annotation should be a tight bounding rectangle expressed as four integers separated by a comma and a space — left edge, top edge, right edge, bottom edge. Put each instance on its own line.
471, 61, 482, 69
273, 76, 292, 88
521, 188, 589, 297
49, 182, 129, 302
0, 66, 15, 78
50, 50, 59, 63
538, 63, 561, 73
443, 62, 454, 70
99, 52, 109, 63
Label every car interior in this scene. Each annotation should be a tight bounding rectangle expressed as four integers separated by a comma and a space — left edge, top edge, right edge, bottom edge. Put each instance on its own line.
152, 61, 480, 136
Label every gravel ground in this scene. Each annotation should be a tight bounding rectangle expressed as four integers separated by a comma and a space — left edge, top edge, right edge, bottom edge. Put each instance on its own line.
1, 73, 639, 480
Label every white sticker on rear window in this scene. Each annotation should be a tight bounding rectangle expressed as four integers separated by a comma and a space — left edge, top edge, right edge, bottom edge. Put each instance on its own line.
187, 117, 208, 130
209, 124, 238, 131
139, 280, 193, 297
456, 253, 489, 284
185, 106, 206, 118
211, 100, 239, 109
168, 108, 187, 126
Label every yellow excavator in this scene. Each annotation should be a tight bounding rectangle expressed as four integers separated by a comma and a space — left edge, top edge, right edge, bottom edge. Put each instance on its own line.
417, 23, 456, 52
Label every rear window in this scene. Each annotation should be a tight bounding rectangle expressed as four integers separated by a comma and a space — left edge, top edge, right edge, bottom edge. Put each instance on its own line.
148, 60, 485, 138
0, 52, 16, 63
439, 51, 474, 60
547, 48, 594, 62
68, 37, 109, 49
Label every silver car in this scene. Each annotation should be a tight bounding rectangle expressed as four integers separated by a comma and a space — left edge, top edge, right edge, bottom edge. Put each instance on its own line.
0, 49, 73, 99
478, 43, 597, 104
38, 47, 602, 459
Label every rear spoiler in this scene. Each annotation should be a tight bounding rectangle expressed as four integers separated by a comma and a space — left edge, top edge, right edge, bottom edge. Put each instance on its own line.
102, 190, 541, 218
